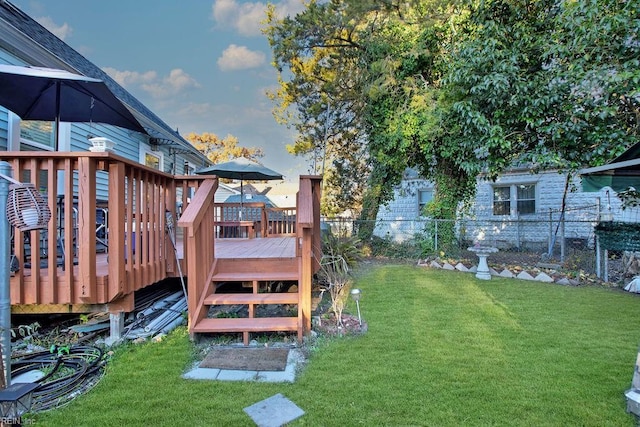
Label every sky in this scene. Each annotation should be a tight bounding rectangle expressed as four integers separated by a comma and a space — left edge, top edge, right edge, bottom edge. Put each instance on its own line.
11, 0, 309, 181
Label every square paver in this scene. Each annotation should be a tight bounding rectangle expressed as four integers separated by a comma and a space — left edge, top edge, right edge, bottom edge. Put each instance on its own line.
244, 393, 304, 427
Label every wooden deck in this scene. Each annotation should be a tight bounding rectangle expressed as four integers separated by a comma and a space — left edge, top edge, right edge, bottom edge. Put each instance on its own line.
0, 152, 322, 343
215, 237, 295, 259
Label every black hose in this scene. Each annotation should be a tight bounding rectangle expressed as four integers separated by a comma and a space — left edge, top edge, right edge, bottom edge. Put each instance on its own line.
11, 345, 106, 412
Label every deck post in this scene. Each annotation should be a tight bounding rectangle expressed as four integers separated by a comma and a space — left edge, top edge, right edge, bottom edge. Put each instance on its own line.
300, 226, 312, 334
108, 161, 126, 298
106, 312, 125, 346
78, 156, 97, 301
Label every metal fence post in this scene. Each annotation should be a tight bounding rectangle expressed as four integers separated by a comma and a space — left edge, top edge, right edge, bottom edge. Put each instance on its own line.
0, 161, 12, 386
548, 208, 553, 256
434, 219, 438, 252
596, 197, 601, 278
560, 213, 566, 263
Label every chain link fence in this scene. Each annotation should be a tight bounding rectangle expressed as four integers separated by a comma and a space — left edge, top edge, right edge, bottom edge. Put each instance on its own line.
322, 212, 618, 281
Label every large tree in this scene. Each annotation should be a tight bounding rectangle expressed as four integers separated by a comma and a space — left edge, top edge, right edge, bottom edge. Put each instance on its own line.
266, 0, 640, 229
185, 132, 263, 164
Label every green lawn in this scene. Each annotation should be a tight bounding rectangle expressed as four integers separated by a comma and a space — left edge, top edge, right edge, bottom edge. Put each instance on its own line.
32, 266, 640, 426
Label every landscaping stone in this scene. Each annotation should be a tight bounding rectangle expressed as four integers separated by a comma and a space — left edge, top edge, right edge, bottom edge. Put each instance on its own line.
556, 277, 572, 285
442, 263, 455, 270
534, 272, 554, 283
516, 271, 535, 281
455, 263, 469, 272
498, 269, 514, 278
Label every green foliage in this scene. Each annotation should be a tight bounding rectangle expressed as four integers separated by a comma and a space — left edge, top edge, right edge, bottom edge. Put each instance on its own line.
366, 235, 427, 259
267, 0, 639, 222
319, 231, 363, 326
50, 344, 71, 357
321, 231, 362, 268
11, 322, 40, 339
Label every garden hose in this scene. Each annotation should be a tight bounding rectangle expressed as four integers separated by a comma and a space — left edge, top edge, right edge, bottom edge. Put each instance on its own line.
11, 344, 106, 412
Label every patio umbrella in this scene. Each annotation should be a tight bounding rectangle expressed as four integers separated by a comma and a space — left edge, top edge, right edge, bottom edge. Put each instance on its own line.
0, 64, 147, 150
196, 157, 284, 218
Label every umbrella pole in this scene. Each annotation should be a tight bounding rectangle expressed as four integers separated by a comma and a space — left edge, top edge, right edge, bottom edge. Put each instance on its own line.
239, 179, 243, 220
54, 82, 61, 151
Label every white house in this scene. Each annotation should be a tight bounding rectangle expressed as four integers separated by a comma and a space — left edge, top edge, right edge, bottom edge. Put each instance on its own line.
374, 167, 640, 249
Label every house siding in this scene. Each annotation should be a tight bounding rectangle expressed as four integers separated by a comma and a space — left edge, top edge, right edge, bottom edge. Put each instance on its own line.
374, 169, 640, 247
374, 177, 434, 240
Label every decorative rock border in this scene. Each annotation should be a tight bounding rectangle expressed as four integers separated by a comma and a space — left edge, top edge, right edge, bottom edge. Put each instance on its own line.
418, 259, 581, 286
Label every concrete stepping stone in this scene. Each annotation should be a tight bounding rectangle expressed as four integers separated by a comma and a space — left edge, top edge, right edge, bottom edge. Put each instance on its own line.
244, 393, 304, 427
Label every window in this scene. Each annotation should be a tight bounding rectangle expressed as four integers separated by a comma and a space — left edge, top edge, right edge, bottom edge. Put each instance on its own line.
139, 143, 164, 171
493, 186, 511, 215
418, 189, 433, 215
20, 120, 55, 150
516, 184, 536, 214
493, 184, 536, 216
145, 152, 161, 170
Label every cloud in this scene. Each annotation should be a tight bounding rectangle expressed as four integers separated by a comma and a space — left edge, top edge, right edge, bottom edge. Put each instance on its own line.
35, 16, 72, 41
103, 67, 199, 98
211, 0, 306, 37
217, 44, 266, 71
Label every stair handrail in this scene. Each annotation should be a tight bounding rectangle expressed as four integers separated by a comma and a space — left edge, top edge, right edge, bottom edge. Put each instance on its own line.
177, 178, 218, 330
296, 175, 323, 334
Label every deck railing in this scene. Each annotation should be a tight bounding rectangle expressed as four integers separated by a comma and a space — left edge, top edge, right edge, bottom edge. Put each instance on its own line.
212, 202, 297, 238
177, 178, 218, 329
0, 152, 207, 308
265, 207, 297, 236
179, 175, 322, 336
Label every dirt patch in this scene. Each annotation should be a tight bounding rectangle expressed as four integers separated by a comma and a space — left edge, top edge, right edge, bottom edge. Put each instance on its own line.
313, 313, 368, 337
199, 347, 290, 371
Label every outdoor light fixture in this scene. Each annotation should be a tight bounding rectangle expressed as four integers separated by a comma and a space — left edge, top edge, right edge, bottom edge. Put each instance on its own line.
350, 288, 362, 326
0, 163, 53, 387
0, 382, 38, 420
2, 175, 51, 232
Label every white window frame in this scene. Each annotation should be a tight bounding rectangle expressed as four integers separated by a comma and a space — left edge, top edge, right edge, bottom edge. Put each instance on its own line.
492, 183, 537, 217
139, 142, 164, 171
8, 112, 71, 151
184, 161, 196, 176
417, 188, 434, 216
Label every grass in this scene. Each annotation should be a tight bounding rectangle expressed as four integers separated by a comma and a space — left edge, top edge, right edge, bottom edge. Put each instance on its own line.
30, 265, 640, 426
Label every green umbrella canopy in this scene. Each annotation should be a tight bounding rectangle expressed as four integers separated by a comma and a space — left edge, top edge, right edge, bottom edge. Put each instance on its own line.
196, 157, 283, 181
196, 158, 284, 219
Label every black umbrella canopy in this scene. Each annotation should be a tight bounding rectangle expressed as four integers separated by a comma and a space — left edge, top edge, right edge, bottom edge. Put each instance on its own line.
0, 64, 147, 149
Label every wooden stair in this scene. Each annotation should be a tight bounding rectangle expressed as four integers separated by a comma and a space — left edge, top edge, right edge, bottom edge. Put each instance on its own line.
192, 257, 301, 345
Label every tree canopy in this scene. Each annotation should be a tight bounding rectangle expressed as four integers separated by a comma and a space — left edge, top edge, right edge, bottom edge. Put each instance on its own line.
185, 132, 264, 164
266, 0, 640, 225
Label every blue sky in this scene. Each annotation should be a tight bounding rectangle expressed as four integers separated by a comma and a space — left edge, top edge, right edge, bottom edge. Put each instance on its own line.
12, 0, 308, 180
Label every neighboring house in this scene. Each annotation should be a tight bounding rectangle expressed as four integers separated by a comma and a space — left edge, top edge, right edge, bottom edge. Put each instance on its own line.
0, 1, 210, 193
245, 181, 299, 208
374, 167, 639, 248
215, 183, 239, 204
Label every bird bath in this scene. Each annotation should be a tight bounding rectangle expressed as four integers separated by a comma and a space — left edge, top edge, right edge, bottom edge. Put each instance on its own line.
468, 245, 498, 280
